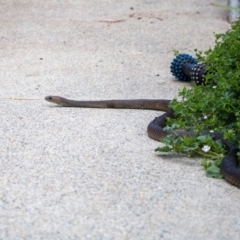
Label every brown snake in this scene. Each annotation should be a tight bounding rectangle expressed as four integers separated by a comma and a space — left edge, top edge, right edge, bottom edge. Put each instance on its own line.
45, 95, 240, 188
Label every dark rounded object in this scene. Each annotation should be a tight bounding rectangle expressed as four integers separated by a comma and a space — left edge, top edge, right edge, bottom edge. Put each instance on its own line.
170, 54, 197, 81
190, 62, 206, 85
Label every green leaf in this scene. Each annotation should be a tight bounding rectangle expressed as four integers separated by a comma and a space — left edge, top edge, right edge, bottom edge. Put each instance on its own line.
205, 164, 223, 179
155, 146, 172, 152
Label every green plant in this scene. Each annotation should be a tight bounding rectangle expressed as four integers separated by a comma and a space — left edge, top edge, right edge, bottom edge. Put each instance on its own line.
210, 2, 240, 11
156, 20, 240, 178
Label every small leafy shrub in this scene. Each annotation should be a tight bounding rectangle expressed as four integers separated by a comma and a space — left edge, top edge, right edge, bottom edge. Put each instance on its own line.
156, 20, 240, 178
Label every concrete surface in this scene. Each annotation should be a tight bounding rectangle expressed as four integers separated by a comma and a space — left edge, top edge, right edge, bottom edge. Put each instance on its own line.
1, 0, 240, 239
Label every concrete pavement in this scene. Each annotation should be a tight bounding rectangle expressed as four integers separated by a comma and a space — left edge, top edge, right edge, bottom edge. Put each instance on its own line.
1, 0, 239, 239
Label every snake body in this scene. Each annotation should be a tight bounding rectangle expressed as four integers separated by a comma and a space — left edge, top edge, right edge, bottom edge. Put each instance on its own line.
45, 95, 240, 188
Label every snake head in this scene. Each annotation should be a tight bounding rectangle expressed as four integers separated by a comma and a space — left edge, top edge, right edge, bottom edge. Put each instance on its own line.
45, 95, 68, 106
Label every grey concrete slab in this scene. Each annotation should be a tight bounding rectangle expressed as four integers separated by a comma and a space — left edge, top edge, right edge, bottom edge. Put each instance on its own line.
1, 0, 240, 239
